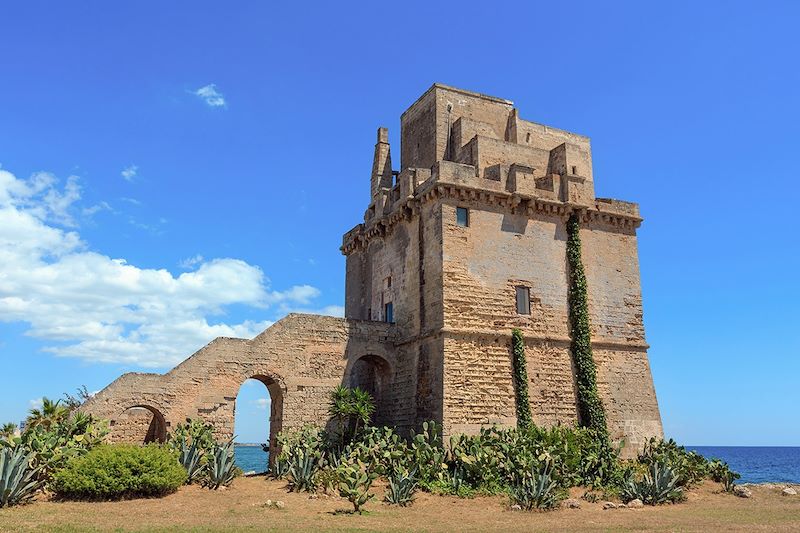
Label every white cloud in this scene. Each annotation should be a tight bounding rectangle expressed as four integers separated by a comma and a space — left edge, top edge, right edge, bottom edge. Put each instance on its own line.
29, 398, 43, 410
82, 201, 114, 217
0, 168, 335, 368
194, 84, 226, 108
121, 165, 137, 182
179, 254, 204, 270
253, 398, 270, 410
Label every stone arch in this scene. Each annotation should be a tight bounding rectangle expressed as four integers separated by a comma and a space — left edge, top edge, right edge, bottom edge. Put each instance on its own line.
234, 372, 286, 463
346, 354, 393, 426
111, 405, 167, 444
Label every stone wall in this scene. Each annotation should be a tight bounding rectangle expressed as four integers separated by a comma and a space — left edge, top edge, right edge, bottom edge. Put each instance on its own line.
83, 314, 396, 456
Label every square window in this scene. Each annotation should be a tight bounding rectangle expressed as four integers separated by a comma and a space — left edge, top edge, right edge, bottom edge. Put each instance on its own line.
516, 286, 530, 315
384, 302, 394, 323
456, 207, 469, 227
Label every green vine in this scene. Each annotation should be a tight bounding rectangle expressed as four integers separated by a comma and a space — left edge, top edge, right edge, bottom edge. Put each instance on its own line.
511, 328, 532, 429
566, 213, 608, 438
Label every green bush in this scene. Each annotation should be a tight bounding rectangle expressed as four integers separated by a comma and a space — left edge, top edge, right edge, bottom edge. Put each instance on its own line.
2, 411, 108, 483
708, 459, 740, 492
638, 438, 709, 487
52, 444, 186, 500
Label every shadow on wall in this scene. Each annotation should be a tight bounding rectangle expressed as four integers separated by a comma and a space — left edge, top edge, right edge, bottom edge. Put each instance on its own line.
112, 406, 167, 444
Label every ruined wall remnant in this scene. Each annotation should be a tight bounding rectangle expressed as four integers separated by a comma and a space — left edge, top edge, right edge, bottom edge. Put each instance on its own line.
86, 84, 663, 456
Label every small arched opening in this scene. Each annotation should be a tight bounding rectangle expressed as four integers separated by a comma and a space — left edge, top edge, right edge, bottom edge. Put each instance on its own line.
233, 375, 284, 473
348, 354, 392, 426
112, 405, 167, 444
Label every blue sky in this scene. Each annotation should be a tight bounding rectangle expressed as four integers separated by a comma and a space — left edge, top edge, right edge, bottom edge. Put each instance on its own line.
1, 1, 798, 445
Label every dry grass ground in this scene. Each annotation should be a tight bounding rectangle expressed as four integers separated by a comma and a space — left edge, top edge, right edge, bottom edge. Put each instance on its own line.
1, 477, 799, 533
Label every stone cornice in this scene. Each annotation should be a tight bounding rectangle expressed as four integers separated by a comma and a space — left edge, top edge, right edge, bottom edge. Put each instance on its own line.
440, 326, 650, 352
341, 180, 643, 255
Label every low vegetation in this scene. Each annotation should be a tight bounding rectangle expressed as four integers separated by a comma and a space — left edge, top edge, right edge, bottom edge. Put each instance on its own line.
0, 385, 742, 515
51, 444, 187, 500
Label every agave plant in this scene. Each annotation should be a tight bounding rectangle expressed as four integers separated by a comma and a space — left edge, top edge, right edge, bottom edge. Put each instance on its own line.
203, 440, 237, 489
270, 455, 290, 479
622, 460, 683, 505
0, 447, 43, 507
337, 460, 377, 513
177, 438, 204, 484
385, 468, 418, 506
287, 449, 319, 492
509, 462, 560, 511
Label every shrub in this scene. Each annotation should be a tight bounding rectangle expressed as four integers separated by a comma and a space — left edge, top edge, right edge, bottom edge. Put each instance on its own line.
385, 468, 418, 506
337, 460, 377, 513
203, 440, 237, 490
509, 462, 561, 511
52, 445, 186, 500
638, 438, 709, 487
0, 447, 43, 507
708, 459, 740, 492
2, 411, 108, 483
621, 461, 683, 505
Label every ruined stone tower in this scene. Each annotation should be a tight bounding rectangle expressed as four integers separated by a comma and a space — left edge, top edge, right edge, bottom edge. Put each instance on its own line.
84, 84, 662, 456
341, 84, 663, 447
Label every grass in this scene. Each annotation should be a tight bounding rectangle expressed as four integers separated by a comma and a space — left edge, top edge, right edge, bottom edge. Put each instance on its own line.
0, 478, 798, 532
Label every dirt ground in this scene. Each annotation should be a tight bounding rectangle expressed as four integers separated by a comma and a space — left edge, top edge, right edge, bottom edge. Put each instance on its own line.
1, 477, 799, 532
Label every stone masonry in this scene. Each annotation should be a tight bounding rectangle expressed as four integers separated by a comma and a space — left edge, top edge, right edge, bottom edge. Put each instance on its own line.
84, 84, 663, 457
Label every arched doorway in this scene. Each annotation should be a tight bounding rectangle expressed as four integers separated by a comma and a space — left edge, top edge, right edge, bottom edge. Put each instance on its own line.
348, 355, 392, 426
112, 406, 167, 444
233, 375, 284, 472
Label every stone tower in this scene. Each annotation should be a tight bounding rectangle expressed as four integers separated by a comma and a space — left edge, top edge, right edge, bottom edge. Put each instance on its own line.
342, 84, 663, 449
84, 84, 662, 457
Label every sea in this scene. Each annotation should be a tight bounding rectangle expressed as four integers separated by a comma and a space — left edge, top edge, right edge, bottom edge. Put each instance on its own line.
234, 444, 269, 474
689, 446, 800, 484
234, 444, 800, 483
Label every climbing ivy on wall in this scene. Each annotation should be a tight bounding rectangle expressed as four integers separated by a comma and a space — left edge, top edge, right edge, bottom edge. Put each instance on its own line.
511, 328, 532, 429
566, 213, 608, 438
